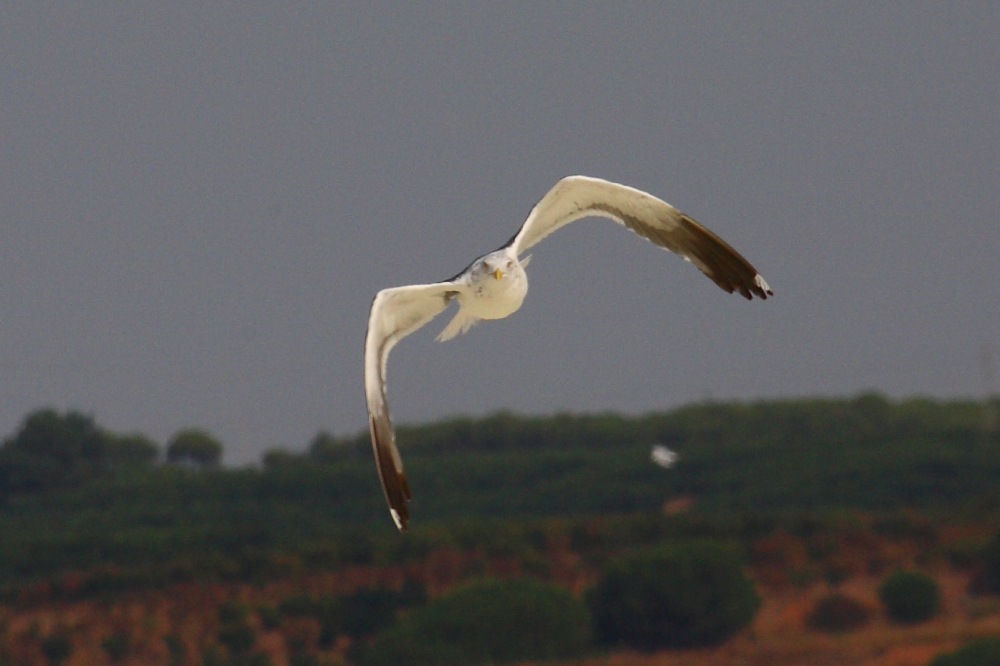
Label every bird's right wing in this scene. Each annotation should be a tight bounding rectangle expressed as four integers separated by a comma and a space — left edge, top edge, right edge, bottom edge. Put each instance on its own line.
365, 282, 460, 531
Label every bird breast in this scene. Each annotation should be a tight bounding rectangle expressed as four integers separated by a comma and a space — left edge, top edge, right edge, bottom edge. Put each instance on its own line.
462, 271, 528, 320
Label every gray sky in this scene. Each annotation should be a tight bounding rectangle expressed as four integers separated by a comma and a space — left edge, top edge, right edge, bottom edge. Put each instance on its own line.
1, 4, 997, 464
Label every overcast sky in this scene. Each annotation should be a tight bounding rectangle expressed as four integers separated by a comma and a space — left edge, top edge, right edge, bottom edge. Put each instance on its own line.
1, 4, 997, 463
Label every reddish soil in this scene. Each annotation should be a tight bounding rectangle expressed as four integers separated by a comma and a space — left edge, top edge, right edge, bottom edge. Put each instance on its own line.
2, 524, 998, 666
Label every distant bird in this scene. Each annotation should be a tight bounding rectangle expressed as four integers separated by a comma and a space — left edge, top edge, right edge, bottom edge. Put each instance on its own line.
365, 176, 772, 530
651, 444, 679, 469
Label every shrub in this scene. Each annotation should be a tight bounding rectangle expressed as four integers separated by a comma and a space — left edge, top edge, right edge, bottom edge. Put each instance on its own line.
217, 600, 257, 656
361, 577, 591, 666
929, 637, 1000, 666
879, 570, 941, 624
807, 593, 870, 632
256, 604, 281, 630
341, 588, 402, 640
163, 634, 185, 666
101, 630, 131, 662
40, 630, 72, 665
217, 622, 256, 656
276, 593, 341, 648
276, 582, 426, 647
971, 533, 1000, 596
587, 541, 760, 650
166, 429, 223, 468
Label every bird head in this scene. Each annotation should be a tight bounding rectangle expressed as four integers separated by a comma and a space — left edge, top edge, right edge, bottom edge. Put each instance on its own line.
477, 250, 530, 287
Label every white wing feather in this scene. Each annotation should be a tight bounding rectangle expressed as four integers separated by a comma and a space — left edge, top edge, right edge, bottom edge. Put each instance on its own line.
364, 282, 460, 531
508, 175, 771, 299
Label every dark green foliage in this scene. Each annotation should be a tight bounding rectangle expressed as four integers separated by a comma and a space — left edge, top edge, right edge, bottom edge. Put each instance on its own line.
101, 630, 131, 662
399, 576, 428, 607
40, 630, 72, 665
879, 570, 941, 623
256, 604, 281, 630
361, 577, 591, 666
277, 593, 325, 617
929, 637, 1000, 666
243, 652, 274, 666
341, 588, 405, 640
105, 433, 160, 467
202, 644, 226, 666
261, 448, 298, 470
288, 655, 319, 666
276, 593, 341, 647
0, 396, 998, 587
217, 600, 256, 656
971, 532, 1000, 596
245, 654, 275, 666
164, 634, 186, 666
807, 593, 870, 632
587, 541, 760, 650
217, 622, 256, 655
0, 410, 159, 497
276, 583, 425, 646
166, 429, 223, 468
308, 430, 363, 463
219, 600, 251, 624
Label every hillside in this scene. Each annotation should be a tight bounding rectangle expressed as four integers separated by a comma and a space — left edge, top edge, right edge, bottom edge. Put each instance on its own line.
1, 394, 999, 585
2, 511, 1000, 665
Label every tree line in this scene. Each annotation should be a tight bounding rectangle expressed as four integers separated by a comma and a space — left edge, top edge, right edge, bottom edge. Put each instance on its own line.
0, 410, 229, 498
0, 394, 998, 583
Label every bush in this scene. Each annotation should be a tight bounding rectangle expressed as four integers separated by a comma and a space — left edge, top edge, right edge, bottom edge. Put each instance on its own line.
879, 570, 941, 624
275, 582, 426, 646
929, 637, 1000, 666
587, 541, 760, 650
217, 600, 257, 656
341, 588, 403, 640
361, 577, 591, 666
971, 533, 1000, 596
101, 630, 131, 662
166, 429, 223, 468
163, 634, 185, 666
807, 593, 870, 632
40, 630, 73, 665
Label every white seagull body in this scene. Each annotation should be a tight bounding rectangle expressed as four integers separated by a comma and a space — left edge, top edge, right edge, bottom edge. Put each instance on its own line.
364, 176, 772, 530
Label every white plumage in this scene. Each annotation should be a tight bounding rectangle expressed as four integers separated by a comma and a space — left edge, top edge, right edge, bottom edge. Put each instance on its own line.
364, 176, 773, 530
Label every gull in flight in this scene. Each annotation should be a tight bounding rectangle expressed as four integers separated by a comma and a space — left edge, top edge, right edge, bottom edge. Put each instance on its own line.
365, 176, 772, 530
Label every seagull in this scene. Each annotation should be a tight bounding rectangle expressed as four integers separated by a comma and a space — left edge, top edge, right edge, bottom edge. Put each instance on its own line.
365, 176, 772, 530
651, 444, 679, 469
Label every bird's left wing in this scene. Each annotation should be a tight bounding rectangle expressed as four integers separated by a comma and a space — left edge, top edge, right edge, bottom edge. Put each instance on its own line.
365, 282, 460, 531
506, 176, 772, 300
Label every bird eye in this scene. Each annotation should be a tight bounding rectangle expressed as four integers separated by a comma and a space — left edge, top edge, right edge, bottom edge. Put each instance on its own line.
506, 260, 513, 269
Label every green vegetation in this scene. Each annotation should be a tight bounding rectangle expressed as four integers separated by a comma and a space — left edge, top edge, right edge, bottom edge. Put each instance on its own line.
0, 395, 998, 585
217, 600, 257, 657
274, 582, 426, 648
39, 630, 72, 665
807, 593, 870, 632
101, 630, 131, 662
163, 633, 186, 665
930, 637, 1000, 666
971, 532, 1000, 596
360, 577, 591, 666
878, 569, 941, 624
166, 429, 223, 469
587, 541, 760, 650
0, 409, 156, 497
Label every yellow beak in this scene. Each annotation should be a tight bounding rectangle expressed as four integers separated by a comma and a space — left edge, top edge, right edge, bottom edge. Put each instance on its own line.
493, 267, 504, 280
